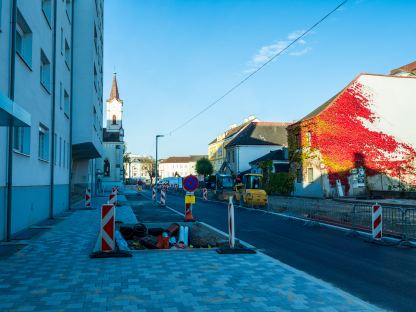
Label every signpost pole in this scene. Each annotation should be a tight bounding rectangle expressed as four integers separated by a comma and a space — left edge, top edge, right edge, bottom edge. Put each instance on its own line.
155, 135, 164, 202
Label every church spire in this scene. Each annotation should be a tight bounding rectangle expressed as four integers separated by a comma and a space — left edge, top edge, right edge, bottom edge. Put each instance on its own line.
108, 73, 120, 101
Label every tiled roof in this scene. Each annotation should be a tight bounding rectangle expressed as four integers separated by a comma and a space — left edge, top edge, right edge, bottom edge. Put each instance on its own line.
209, 121, 251, 145
108, 73, 121, 101
391, 61, 416, 75
103, 128, 122, 142
249, 149, 288, 165
227, 122, 290, 148
160, 155, 208, 164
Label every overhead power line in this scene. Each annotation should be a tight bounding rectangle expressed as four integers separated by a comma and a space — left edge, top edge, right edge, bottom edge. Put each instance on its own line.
166, 0, 349, 136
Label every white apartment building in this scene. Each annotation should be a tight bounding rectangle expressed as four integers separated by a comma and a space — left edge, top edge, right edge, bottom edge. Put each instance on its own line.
159, 155, 206, 179
0, 0, 103, 241
71, 0, 104, 198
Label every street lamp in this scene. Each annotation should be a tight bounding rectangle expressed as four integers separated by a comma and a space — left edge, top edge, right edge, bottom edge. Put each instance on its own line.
155, 135, 164, 194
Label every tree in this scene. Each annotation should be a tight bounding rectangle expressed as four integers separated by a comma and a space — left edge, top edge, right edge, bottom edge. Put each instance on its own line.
123, 152, 132, 179
196, 158, 213, 178
141, 158, 155, 185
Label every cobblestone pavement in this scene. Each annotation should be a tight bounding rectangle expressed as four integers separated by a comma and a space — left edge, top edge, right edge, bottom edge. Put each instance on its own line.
0, 194, 382, 311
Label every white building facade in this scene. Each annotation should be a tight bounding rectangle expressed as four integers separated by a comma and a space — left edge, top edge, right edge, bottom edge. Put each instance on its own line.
159, 156, 206, 179
0, 0, 103, 241
71, 0, 104, 199
125, 155, 153, 181
225, 122, 290, 175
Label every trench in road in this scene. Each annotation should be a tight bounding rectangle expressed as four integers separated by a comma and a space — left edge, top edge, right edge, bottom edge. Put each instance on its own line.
141, 190, 416, 312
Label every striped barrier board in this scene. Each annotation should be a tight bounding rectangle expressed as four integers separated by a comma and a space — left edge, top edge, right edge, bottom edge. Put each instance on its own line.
100, 204, 115, 252
203, 188, 208, 201
85, 188, 91, 208
372, 204, 382, 240
160, 189, 166, 206
152, 187, 156, 201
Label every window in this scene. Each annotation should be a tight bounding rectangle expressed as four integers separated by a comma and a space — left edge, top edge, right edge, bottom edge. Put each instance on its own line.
16, 10, 32, 67
94, 23, 98, 52
42, 0, 52, 26
93, 107, 97, 130
66, 0, 72, 22
64, 89, 70, 117
63, 140, 66, 168
94, 65, 97, 91
67, 142, 70, 168
40, 50, 51, 92
13, 127, 30, 155
0, 1, 2, 31
306, 131, 312, 147
112, 115, 116, 125
296, 133, 301, 148
59, 82, 63, 109
38, 124, 49, 161
296, 168, 302, 183
60, 28, 63, 54
307, 168, 314, 183
218, 147, 222, 156
54, 133, 57, 164
59, 137, 62, 166
64, 39, 70, 68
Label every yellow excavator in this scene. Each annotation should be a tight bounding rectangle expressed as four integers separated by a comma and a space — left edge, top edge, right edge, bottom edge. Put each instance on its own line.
235, 173, 268, 207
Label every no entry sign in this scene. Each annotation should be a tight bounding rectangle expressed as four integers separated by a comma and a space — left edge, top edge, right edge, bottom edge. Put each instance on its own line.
183, 175, 199, 192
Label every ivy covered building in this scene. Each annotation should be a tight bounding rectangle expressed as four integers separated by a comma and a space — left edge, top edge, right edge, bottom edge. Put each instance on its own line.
288, 70, 416, 198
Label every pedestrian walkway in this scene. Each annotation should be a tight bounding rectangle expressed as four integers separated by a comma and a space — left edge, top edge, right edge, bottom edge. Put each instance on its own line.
0, 194, 382, 311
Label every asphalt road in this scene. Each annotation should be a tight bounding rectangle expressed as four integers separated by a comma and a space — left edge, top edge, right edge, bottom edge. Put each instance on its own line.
145, 190, 416, 312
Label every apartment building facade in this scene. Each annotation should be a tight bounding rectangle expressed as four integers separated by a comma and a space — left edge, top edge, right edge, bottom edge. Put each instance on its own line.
71, 0, 104, 198
0, 0, 103, 241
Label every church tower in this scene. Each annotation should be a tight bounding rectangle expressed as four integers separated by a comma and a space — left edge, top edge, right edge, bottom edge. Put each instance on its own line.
106, 73, 124, 137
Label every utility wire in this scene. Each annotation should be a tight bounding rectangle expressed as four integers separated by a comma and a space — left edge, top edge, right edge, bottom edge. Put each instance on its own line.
165, 0, 349, 136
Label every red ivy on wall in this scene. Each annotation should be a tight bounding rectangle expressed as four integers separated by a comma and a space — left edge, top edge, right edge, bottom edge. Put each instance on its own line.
300, 81, 416, 191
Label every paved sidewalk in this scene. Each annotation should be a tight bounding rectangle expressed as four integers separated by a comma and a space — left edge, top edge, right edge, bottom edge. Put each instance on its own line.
0, 194, 382, 311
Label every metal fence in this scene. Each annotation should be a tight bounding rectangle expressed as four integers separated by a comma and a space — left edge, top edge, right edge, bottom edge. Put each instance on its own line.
267, 197, 416, 241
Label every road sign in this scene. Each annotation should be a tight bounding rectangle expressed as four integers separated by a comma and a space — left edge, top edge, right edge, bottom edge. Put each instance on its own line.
183, 175, 199, 192
185, 195, 196, 204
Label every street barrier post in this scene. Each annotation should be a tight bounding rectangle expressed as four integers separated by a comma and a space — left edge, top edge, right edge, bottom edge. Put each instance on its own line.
228, 196, 235, 248
372, 203, 382, 240
184, 193, 195, 221
152, 187, 156, 201
203, 188, 208, 201
85, 188, 91, 209
160, 189, 166, 206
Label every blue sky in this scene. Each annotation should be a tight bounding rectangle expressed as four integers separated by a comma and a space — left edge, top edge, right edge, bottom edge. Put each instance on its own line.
103, 0, 416, 159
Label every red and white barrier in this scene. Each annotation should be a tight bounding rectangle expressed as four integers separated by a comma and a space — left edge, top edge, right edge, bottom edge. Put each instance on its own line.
202, 188, 208, 201
160, 189, 166, 206
85, 188, 91, 208
108, 186, 117, 206
228, 196, 235, 248
184, 203, 194, 221
100, 204, 115, 252
372, 204, 382, 240
152, 187, 156, 201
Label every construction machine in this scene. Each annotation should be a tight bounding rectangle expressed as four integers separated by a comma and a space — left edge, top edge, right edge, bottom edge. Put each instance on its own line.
235, 173, 268, 207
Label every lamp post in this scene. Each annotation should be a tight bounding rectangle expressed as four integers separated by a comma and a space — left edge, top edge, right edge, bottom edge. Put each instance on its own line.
155, 135, 164, 198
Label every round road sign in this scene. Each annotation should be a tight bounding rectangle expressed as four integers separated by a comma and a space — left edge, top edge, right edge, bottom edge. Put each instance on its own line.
183, 175, 199, 192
